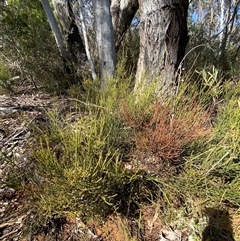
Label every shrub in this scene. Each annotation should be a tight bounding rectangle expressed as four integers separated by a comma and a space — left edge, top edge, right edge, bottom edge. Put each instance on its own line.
28, 95, 159, 231
120, 96, 211, 162
168, 81, 240, 212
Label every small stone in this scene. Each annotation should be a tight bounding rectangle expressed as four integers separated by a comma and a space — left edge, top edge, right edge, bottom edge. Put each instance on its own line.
0, 207, 6, 212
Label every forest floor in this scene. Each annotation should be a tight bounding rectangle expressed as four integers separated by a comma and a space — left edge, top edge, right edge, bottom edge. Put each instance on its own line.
0, 84, 239, 241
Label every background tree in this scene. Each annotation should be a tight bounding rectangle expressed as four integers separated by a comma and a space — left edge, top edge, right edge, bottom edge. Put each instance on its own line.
186, 0, 240, 79
1, 0, 190, 95
2, 0, 239, 94
78, 0, 96, 80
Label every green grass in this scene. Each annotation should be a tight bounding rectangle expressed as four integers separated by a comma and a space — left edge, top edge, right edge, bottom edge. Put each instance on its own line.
3, 69, 240, 240
159, 80, 240, 240
25, 80, 161, 232
182, 82, 240, 206
32, 110, 126, 218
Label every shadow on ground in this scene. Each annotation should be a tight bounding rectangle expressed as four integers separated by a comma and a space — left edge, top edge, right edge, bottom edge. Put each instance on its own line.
202, 207, 235, 241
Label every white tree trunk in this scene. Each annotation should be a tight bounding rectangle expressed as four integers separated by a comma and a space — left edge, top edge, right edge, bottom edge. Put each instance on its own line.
219, 0, 225, 44
93, 0, 116, 90
41, 0, 69, 61
78, 0, 96, 80
1, 0, 8, 6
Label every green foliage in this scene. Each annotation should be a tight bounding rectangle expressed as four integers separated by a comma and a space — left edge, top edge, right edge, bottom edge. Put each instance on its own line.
167, 81, 240, 210
34, 115, 124, 216
3, 63, 239, 239
27, 80, 159, 231
195, 65, 223, 100
186, 4, 240, 80
0, 63, 12, 92
0, 0, 63, 87
140, 80, 240, 240
1, 0, 239, 237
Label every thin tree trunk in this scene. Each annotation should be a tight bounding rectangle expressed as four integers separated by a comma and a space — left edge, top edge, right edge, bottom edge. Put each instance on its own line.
135, 0, 189, 97
41, 0, 69, 62
219, 0, 239, 76
110, 0, 139, 51
93, 0, 116, 90
219, 0, 225, 44
78, 0, 96, 80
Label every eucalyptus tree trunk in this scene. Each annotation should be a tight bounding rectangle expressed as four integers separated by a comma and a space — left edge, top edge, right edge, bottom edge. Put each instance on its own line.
78, 0, 96, 80
135, 0, 189, 97
219, 0, 225, 44
93, 0, 116, 90
218, 0, 239, 76
52, 0, 86, 65
110, 0, 139, 50
40, 0, 69, 62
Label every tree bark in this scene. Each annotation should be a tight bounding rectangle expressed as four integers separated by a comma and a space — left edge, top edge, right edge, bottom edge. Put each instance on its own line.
93, 0, 116, 90
67, 0, 86, 64
52, 0, 86, 65
110, 0, 139, 51
41, 0, 69, 62
78, 0, 96, 80
135, 0, 189, 97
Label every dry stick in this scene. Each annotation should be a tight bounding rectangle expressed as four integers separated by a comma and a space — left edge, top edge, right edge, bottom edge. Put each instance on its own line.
1, 114, 36, 148
170, 44, 212, 123
0, 105, 50, 116
0, 228, 21, 240
0, 220, 19, 229
205, 151, 230, 176
67, 98, 110, 112
0, 212, 24, 224
0, 212, 29, 240
2, 129, 27, 146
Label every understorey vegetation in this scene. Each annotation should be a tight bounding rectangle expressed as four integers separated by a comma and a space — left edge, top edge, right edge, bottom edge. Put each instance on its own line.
2, 70, 239, 240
